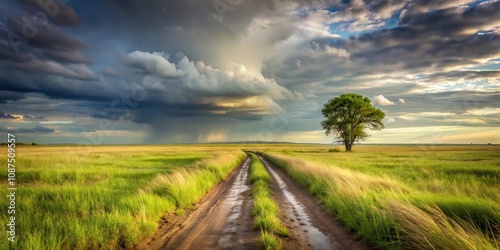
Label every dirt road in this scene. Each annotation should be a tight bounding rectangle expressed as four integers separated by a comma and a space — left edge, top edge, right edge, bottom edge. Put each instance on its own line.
137, 155, 371, 250
259, 156, 370, 250
137, 157, 258, 250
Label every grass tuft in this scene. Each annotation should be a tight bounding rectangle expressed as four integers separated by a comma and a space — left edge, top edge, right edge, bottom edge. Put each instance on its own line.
249, 153, 288, 249
259, 231, 282, 250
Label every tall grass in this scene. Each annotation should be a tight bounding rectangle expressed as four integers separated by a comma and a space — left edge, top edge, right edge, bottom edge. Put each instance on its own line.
0, 146, 245, 250
261, 151, 499, 250
249, 153, 288, 250
387, 202, 496, 250
142, 153, 246, 208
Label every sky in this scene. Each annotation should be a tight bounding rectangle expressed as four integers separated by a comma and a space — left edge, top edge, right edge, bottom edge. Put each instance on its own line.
0, 0, 499, 145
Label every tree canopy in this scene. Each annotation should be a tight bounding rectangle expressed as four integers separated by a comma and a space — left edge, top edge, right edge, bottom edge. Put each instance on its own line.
321, 93, 385, 151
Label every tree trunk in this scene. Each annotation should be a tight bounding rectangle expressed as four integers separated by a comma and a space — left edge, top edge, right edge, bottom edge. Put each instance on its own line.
346, 137, 356, 152
344, 141, 352, 152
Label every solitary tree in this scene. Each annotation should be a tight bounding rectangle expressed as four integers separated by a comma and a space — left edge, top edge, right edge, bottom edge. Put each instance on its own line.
321, 93, 385, 152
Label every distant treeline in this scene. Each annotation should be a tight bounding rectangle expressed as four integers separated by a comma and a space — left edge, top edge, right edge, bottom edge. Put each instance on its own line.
1, 142, 39, 145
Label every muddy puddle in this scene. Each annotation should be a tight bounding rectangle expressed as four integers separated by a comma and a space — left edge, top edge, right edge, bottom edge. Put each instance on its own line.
218, 157, 251, 247
260, 156, 331, 250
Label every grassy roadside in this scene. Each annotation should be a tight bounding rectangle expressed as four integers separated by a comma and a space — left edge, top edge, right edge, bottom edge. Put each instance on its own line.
261, 151, 499, 250
0, 146, 246, 250
249, 153, 288, 250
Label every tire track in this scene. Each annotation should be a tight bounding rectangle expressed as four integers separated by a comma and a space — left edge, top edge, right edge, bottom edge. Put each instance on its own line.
259, 156, 371, 250
137, 156, 257, 250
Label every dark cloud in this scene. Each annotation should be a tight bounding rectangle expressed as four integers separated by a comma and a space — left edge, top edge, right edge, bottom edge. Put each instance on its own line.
0, 124, 55, 133
100, 67, 118, 76
350, 19, 498, 70
41, 50, 91, 64
385, 90, 500, 115
399, 1, 500, 35
0, 60, 97, 81
4, 14, 85, 51
89, 110, 128, 121
0, 91, 25, 103
265, 0, 500, 91
424, 70, 500, 81
23, 115, 44, 119
0, 70, 114, 101
106, 0, 272, 30
345, 29, 500, 71
0, 0, 89, 84
15, 0, 81, 27
0, 46, 33, 63
0, 111, 20, 119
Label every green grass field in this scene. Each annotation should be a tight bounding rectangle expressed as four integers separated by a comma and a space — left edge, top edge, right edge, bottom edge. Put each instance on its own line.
1, 144, 498, 249
0, 145, 245, 250
258, 145, 500, 249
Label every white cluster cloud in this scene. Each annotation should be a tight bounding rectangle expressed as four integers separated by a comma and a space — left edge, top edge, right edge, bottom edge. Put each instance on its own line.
125, 51, 301, 110
385, 116, 396, 123
125, 51, 182, 77
372, 95, 395, 106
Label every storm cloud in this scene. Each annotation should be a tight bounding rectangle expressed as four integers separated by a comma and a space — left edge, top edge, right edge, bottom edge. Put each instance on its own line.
0, 0, 499, 144
0, 124, 54, 133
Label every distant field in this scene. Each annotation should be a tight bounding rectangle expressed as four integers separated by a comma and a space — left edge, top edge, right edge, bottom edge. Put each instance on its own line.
258, 145, 500, 249
0, 146, 245, 250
